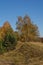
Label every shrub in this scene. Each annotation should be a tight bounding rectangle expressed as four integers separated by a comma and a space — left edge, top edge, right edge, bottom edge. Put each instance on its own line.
3, 32, 17, 51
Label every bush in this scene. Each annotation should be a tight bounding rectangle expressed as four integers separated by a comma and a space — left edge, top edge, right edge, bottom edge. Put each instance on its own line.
0, 40, 5, 54
3, 32, 17, 51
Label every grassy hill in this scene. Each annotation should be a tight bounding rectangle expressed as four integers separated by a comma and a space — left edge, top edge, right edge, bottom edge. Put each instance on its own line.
0, 42, 43, 65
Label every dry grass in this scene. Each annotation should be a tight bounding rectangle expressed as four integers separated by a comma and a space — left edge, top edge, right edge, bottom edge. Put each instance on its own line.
0, 42, 43, 65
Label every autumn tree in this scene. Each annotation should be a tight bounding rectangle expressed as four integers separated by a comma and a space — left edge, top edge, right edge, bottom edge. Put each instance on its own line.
16, 15, 39, 42
0, 21, 17, 53
3, 22, 17, 51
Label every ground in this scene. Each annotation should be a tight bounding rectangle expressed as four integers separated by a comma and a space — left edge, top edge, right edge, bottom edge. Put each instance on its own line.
0, 41, 43, 65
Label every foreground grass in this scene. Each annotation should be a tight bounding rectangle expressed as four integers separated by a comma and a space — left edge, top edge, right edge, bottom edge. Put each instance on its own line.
0, 42, 43, 65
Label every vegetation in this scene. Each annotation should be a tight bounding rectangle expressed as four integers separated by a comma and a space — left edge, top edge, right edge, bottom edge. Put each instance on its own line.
0, 15, 40, 54
0, 21, 17, 54
0, 15, 43, 65
16, 15, 39, 42
0, 42, 43, 65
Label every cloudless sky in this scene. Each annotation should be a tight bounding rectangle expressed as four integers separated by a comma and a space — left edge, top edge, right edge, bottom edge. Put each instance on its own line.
0, 0, 43, 37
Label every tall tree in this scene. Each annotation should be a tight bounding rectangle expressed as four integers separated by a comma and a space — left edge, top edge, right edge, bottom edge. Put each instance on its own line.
16, 15, 39, 41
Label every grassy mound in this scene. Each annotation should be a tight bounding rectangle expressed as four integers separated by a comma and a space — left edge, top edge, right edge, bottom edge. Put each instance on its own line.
0, 42, 43, 65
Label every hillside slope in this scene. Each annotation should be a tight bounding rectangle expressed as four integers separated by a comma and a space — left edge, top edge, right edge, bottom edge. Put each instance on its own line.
0, 42, 43, 65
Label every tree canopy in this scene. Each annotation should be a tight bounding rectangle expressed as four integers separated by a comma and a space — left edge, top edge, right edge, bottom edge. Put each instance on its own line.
16, 15, 39, 41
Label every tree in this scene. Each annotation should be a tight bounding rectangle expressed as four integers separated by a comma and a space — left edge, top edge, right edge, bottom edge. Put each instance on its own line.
3, 31, 17, 51
16, 15, 39, 41
2, 21, 17, 51
0, 21, 17, 53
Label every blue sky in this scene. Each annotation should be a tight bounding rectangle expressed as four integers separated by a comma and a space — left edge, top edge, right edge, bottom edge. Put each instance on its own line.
0, 0, 43, 37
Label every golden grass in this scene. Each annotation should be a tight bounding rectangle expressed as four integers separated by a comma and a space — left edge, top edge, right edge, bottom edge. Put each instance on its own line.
0, 42, 43, 65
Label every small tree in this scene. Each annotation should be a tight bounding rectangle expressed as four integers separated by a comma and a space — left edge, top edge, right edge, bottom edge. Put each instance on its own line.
2, 21, 17, 51
3, 32, 17, 51
0, 21, 17, 53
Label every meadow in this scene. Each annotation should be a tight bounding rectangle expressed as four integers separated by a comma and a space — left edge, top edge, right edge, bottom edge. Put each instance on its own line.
0, 42, 43, 65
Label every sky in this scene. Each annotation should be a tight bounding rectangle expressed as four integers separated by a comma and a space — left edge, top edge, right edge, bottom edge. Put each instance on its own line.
0, 0, 43, 37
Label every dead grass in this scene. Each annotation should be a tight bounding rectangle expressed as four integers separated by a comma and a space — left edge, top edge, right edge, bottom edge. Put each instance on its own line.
0, 42, 43, 65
